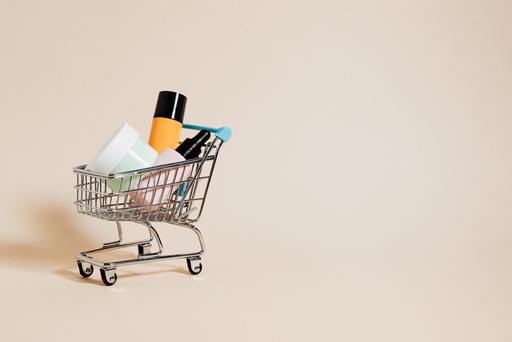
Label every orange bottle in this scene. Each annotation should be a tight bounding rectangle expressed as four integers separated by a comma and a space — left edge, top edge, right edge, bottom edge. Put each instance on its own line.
148, 91, 187, 152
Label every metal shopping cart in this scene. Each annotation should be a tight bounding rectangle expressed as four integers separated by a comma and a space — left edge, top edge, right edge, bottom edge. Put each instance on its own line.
73, 124, 232, 286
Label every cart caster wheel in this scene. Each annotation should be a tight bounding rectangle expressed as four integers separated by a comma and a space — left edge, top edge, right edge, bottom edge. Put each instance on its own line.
187, 258, 202, 275
100, 269, 117, 286
77, 260, 94, 278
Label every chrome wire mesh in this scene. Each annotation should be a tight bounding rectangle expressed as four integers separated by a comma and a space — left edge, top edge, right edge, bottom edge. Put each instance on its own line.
73, 138, 222, 224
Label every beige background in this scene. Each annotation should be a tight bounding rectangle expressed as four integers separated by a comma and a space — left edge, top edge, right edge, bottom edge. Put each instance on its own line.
0, 0, 511, 341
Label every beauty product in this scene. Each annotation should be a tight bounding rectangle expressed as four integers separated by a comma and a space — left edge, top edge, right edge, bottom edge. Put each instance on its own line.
176, 130, 211, 159
148, 91, 187, 152
129, 148, 192, 208
86, 123, 157, 192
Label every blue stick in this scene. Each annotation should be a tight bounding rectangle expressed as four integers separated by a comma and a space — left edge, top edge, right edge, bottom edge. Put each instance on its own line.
183, 123, 232, 142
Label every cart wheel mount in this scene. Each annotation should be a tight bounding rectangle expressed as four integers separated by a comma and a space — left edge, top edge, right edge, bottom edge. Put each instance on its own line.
100, 269, 117, 286
187, 257, 202, 275
77, 260, 94, 278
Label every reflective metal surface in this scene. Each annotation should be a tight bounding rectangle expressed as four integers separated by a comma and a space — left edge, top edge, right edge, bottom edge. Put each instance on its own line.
73, 134, 224, 285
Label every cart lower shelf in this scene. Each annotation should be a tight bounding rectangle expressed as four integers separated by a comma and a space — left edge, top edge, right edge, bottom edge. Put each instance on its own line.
75, 221, 204, 286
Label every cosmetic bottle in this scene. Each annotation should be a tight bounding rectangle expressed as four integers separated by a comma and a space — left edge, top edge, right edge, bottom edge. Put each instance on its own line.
176, 130, 211, 159
148, 91, 187, 152
129, 148, 190, 208
86, 123, 158, 192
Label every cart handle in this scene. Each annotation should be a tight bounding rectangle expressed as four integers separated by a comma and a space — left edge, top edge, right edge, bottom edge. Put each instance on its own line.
183, 123, 232, 142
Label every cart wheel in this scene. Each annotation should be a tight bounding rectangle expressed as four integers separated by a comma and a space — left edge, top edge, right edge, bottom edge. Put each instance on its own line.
77, 260, 94, 278
186, 258, 202, 275
100, 269, 117, 286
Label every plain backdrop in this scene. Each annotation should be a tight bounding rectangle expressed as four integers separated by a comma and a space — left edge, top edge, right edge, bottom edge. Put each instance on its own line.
0, 1, 511, 341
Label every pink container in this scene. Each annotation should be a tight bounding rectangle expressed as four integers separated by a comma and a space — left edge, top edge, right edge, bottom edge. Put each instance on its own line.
129, 148, 192, 209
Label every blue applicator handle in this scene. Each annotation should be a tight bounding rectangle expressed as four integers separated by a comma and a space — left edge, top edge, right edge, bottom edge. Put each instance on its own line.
183, 123, 232, 142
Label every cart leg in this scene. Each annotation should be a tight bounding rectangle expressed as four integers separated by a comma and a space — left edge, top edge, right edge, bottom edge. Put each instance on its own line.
142, 222, 163, 254
183, 224, 205, 255
103, 221, 124, 247
75, 222, 207, 282
135, 222, 163, 259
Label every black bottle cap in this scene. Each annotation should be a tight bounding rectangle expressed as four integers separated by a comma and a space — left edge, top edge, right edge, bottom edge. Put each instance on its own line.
153, 91, 187, 123
176, 130, 211, 159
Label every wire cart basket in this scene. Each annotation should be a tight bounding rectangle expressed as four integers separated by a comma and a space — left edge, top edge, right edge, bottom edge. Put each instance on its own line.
73, 123, 232, 285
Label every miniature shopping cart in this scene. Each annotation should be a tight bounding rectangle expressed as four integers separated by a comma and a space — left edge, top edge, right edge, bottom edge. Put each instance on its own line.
73, 123, 232, 286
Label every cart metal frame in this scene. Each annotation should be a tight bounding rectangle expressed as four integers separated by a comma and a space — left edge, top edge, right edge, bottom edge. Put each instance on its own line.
73, 124, 231, 285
